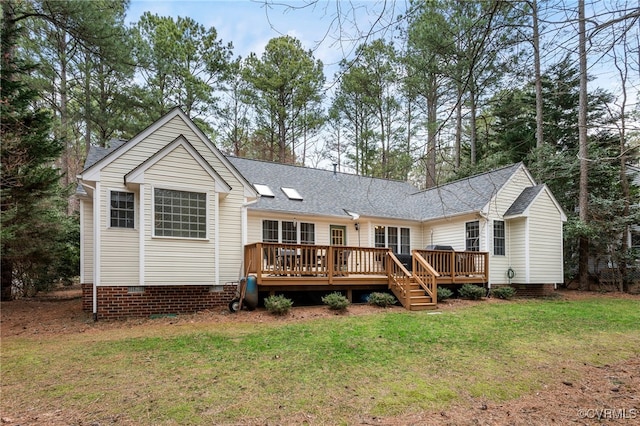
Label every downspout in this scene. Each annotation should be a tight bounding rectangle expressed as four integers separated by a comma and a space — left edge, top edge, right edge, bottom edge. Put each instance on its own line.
478, 210, 491, 290
80, 182, 100, 321
214, 192, 220, 286
79, 181, 98, 321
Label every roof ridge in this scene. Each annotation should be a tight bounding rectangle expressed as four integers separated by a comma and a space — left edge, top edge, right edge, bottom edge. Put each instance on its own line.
411, 162, 522, 195
225, 155, 416, 185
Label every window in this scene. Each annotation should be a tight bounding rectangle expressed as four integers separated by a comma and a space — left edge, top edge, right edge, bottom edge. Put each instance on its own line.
262, 220, 278, 242
375, 226, 386, 248
154, 188, 206, 238
466, 221, 480, 251
494, 220, 505, 256
401, 228, 411, 254
282, 221, 297, 243
300, 222, 315, 244
262, 220, 316, 244
374, 226, 411, 254
388, 227, 398, 252
110, 191, 134, 228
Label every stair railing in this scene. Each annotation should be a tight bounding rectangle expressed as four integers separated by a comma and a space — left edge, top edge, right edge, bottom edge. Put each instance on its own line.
412, 251, 439, 304
387, 252, 412, 308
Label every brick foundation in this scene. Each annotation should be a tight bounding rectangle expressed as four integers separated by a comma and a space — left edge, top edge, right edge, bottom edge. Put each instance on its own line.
81, 284, 237, 320
490, 283, 556, 297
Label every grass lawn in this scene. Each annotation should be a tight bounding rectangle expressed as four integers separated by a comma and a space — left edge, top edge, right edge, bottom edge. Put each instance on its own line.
2, 296, 639, 425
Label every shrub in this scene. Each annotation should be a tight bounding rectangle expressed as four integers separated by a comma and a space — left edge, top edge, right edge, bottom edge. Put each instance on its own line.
368, 292, 396, 307
437, 286, 454, 301
491, 286, 516, 300
264, 295, 293, 315
322, 292, 350, 311
459, 284, 485, 300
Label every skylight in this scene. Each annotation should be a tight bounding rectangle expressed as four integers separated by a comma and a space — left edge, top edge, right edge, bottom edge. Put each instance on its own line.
281, 187, 303, 201
254, 184, 274, 197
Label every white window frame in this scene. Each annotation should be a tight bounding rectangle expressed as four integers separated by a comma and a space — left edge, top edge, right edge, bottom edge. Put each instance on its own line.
493, 220, 505, 256
466, 220, 480, 252
374, 225, 411, 254
152, 186, 209, 240
262, 220, 279, 242
300, 222, 315, 244
109, 190, 135, 229
262, 219, 315, 244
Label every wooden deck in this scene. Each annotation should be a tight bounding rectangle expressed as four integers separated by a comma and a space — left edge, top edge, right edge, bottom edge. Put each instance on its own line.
244, 243, 489, 310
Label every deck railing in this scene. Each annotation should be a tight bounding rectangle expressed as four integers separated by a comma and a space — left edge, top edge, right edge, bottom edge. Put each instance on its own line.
244, 242, 390, 281
414, 249, 488, 282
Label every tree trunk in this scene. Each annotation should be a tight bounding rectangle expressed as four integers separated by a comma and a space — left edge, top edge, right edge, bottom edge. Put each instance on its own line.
455, 85, 462, 170
533, 0, 544, 148
469, 88, 477, 166
577, 0, 590, 290
614, 30, 630, 292
1, 1, 16, 301
426, 74, 438, 188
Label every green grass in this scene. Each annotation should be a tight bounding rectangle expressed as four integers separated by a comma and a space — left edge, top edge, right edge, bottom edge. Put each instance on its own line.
2, 297, 640, 424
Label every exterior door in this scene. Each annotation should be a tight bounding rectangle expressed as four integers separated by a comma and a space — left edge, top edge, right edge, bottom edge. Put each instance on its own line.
330, 225, 346, 246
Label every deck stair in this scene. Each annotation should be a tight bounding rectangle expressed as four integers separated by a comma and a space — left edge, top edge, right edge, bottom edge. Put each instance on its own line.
404, 277, 437, 311
387, 252, 438, 311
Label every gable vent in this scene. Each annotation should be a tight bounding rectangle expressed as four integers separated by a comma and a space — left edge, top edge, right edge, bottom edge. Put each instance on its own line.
281, 187, 303, 201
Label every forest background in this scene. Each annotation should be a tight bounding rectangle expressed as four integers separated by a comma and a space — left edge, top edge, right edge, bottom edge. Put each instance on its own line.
1, 0, 639, 299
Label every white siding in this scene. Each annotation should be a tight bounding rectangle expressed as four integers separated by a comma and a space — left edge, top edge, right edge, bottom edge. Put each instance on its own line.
528, 191, 564, 283
485, 167, 535, 217
101, 187, 139, 285
246, 212, 423, 251
144, 146, 216, 284
80, 199, 94, 284
95, 115, 247, 286
424, 214, 484, 251
497, 218, 527, 285
488, 219, 510, 285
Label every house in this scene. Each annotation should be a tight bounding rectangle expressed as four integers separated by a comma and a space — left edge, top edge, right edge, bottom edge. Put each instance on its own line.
77, 109, 567, 319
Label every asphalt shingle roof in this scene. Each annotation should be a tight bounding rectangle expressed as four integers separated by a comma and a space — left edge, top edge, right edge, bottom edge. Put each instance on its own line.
227, 156, 422, 220
228, 157, 524, 222
504, 184, 545, 217
83, 139, 128, 169
407, 163, 523, 220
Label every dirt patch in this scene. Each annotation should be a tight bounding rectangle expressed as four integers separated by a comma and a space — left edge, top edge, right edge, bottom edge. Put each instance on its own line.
1, 288, 639, 425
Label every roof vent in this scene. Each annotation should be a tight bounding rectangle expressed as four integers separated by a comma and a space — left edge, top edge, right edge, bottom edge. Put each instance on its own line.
332, 163, 338, 179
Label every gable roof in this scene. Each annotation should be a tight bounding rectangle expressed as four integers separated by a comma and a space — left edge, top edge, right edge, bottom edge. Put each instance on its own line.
504, 185, 545, 217
504, 184, 568, 221
407, 163, 525, 220
77, 108, 256, 198
228, 158, 527, 222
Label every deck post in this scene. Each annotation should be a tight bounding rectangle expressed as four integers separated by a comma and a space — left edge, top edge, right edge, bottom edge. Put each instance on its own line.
256, 243, 262, 284
327, 246, 334, 285
450, 252, 456, 282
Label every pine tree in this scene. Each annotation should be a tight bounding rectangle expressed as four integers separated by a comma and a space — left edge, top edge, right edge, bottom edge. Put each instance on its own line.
1, 0, 69, 299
